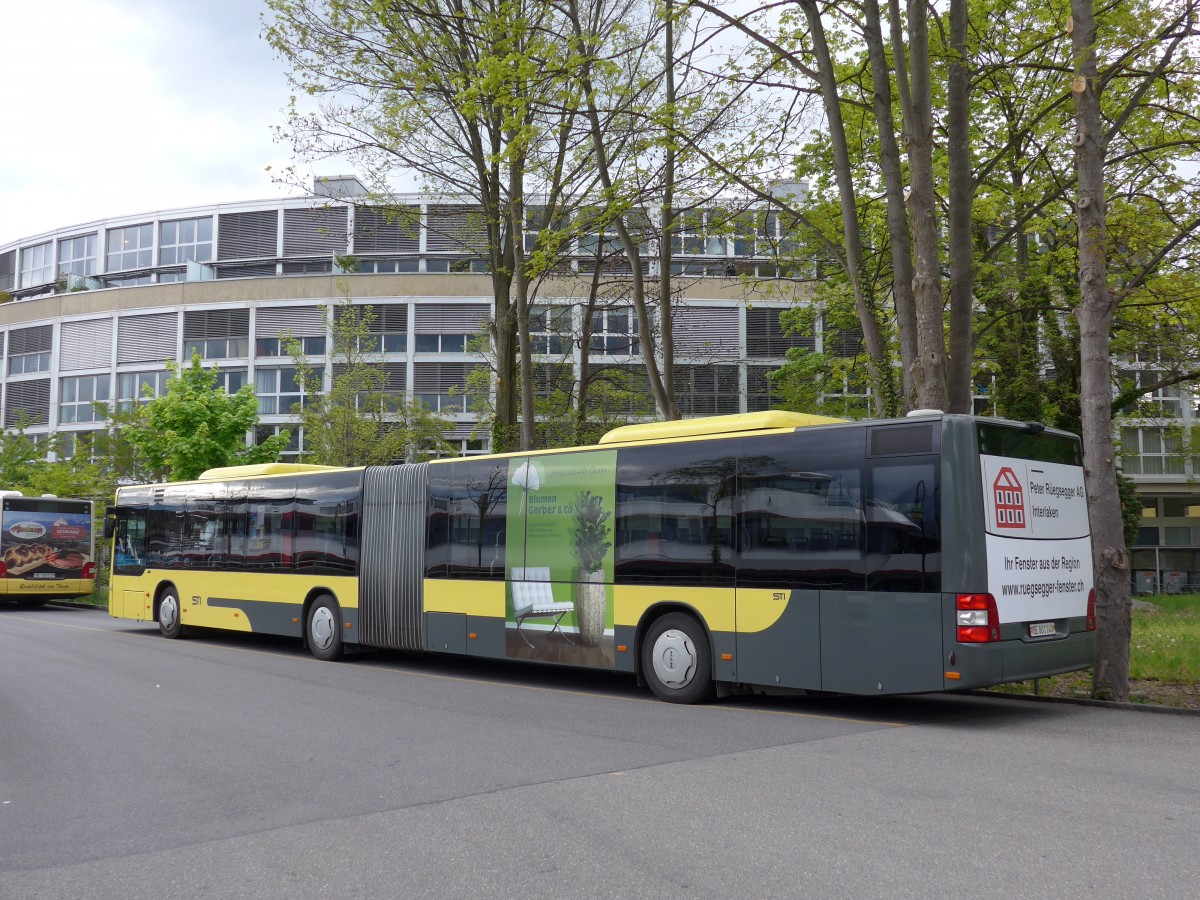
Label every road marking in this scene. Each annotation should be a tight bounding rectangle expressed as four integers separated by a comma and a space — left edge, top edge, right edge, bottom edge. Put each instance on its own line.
5, 613, 909, 728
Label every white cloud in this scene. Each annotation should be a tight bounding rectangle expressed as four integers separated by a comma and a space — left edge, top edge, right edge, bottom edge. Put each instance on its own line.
0, 0, 295, 243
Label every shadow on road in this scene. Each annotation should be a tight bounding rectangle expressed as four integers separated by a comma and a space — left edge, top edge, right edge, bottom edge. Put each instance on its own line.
104, 621, 1065, 727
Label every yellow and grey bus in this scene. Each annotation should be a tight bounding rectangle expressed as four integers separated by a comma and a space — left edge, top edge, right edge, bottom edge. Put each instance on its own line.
106, 411, 1096, 702
1, 491, 95, 605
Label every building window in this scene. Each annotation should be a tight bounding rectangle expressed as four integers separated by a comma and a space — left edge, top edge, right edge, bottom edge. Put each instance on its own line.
587, 308, 639, 355
415, 333, 466, 353
1122, 427, 1185, 475
20, 242, 54, 288
414, 364, 474, 413
9, 352, 51, 376
106, 274, 153, 287
353, 330, 405, 353
356, 259, 420, 274
256, 424, 301, 461
58, 234, 98, 278
117, 370, 171, 410
336, 305, 406, 353
60, 374, 110, 424
1118, 369, 1184, 417
212, 369, 247, 394
157, 270, 187, 284
184, 337, 249, 360
56, 430, 103, 462
671, 210, 727, 257
106, 224, 154, 271
531, 306, 572, 355
432, 437, 488, 458
256, 367, 306, 415
159, 217, 213, 265
256, 336, 327, 357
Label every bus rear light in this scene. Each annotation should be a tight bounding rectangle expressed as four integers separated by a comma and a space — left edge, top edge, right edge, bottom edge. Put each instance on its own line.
82, 562, 95, 579
0, 561, 7, 578
957, 593, 999, 643
1086, 588, 1096, 631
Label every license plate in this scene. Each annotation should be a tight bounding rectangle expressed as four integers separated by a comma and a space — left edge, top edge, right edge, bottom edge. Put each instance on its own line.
1029, 621, 1056, 637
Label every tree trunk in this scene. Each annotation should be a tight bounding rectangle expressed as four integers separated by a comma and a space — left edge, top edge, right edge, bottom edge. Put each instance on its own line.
946, 0, 975, 414
564, 0, 673, 419
862, 0, 917, 410
658, 1, 680, 420
899, 0, 948, 412
801, 0, 894, 417
1071, 0, 1130, 701
509, 160, 537, 451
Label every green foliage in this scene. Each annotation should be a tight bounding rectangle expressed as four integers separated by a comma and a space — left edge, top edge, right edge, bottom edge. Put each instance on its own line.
0, 419, 49, 488
286, 295, 454, 465
1115, 470, 1143, 551
572, 490, 611, 573
765, 300, 872, 419
122, 352, 288, 482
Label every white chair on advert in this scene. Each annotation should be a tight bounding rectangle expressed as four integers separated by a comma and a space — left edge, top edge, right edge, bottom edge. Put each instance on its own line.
510, 566, 575, 647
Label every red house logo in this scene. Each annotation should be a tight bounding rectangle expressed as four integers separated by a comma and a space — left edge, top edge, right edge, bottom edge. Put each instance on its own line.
993, 467, 1025, 528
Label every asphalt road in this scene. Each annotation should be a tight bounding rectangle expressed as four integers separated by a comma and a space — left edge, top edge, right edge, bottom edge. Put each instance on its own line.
2, 604, 1197, 900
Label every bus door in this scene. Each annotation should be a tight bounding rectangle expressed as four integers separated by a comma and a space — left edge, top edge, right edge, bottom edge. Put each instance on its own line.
732, 432, 864, 692
819, 458, 943, 695
507, 450, 618, 667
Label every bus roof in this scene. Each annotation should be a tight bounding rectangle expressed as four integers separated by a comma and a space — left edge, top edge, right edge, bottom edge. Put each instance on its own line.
598, 411, 846, 445
196, 463, 346, 481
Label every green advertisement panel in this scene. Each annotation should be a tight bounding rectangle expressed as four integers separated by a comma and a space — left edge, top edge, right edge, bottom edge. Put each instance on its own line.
506, 450, 617, 667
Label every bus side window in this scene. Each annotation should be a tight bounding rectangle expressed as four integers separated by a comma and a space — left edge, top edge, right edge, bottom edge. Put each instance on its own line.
614, 440, 736, 586
866, 461, 940, 592
447, 459, 507, 580
295, 470, 360, 575
734, 429, 866, 590
426, 464, 452, 577
113, 509, 147, 574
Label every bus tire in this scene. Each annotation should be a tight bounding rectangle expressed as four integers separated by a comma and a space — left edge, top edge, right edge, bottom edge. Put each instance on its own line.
641, 612, 715, 704
158, 586, 184, 639
307, 595, 344, 661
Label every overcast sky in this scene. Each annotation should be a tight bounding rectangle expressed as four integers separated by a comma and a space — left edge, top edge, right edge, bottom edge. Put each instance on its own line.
0, 0, 306, 244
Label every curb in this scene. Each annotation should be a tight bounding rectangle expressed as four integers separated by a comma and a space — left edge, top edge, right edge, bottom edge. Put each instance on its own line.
968, 688, 1200, 717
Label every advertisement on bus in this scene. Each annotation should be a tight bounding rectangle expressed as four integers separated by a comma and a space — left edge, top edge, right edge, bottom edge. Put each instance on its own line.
980, 455, 1093, 623
1, 499, 93, 582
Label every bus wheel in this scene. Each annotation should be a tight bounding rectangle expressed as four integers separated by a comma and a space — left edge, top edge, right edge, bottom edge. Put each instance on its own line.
641, 612, 715, 704
158, 587, 184, 639
307, 595, 344, 661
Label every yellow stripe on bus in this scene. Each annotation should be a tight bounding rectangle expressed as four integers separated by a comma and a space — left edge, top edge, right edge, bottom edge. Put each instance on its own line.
613, 585, 790, 634
735, 588, 792, 633
422, 578, 506, 618
613, 584, 735, 632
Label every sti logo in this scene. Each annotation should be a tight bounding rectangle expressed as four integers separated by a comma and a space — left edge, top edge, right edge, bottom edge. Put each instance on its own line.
993, 467, 1026, 528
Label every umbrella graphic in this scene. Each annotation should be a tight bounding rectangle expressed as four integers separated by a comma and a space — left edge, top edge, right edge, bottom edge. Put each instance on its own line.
512, 461, 541, 513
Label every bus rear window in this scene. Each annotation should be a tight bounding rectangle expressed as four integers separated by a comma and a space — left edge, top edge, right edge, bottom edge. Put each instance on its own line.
976, 423, 1082, 466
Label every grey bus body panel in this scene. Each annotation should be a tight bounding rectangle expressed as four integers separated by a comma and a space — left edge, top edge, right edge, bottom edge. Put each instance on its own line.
614, 625, 637, 673
426, 611, 466, 654
466, 614, 506, 657
938, 416, 989, 595
734, 589, 821, 690
359, 463, 429, 651
820, 591, 944, 693
206, 596, 305, 637
951, 629, 1096, 688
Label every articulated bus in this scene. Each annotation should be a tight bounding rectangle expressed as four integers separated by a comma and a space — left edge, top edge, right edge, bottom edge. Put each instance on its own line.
1, 491, 96, 605
106, 411, 1096, 702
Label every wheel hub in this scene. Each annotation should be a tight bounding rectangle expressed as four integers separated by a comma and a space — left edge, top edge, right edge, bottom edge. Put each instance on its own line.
310, 606, 335, 651
651, 628, 696, 689
160, 595, 178, 631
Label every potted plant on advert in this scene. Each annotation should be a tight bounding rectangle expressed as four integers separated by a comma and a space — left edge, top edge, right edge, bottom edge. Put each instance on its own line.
572, 490, 611, 647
